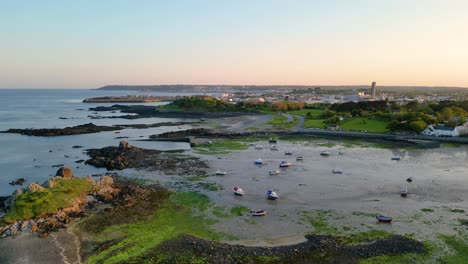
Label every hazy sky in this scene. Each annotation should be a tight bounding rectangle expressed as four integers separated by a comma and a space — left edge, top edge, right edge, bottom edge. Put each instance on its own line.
1, 0, 468, 88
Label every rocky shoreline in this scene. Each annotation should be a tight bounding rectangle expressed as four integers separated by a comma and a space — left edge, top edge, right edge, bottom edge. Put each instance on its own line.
1, 122, 189, 137
146, 234, 425, 263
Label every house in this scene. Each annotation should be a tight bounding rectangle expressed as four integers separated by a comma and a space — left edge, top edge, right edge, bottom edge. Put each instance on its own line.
421, 124, 468, 137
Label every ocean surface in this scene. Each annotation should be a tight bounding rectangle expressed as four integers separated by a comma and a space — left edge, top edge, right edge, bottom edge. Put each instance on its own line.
0, 89, 199, 196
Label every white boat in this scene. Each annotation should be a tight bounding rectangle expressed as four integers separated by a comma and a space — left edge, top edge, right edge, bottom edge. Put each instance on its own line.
279, 161, 292, 167
269, 169, 280, 175
251, 209, 267, 216
267, 190, 279, 200
320, 151, 331, 156
332, 169, 342, 174
255, 145, 263, 149
254, 159, 263, 165
215, 169, 227, 175
400, 186, 408, 197
392, 155, 401, 161
233, 186, 244, 196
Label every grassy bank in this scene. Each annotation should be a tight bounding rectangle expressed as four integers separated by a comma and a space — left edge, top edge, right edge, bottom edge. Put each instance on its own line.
267, 114, 299, 129
4, 178, 94, 223
340, 117, 390, 133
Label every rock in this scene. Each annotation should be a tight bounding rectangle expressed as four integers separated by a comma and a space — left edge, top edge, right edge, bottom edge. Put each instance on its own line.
119, 140, 132, 150
55, 166, 74, 179
28, 183, 46, 193
9, 178, 26, 186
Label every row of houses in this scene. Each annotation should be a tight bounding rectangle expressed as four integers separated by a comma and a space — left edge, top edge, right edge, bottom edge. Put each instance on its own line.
421, 123, 468, 137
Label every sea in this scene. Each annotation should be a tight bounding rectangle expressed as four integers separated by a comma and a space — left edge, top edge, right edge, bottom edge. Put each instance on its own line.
0, 89, 201, 196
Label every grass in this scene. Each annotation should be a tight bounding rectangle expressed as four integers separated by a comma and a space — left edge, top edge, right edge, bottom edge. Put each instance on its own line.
421, 208, 435, 213
193, 139, 250, 155
302, 118, 326, 128
4, 178, 94, 223
266, 114, 299, 129
340, 117, 390, 133
86, 192, 221, 264
287, 109, 325, 118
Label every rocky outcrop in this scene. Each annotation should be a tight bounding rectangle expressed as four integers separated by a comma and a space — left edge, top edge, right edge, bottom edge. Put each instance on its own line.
27, 183, 45, 193
85, 141, 207, 174
0, 168, 120, 239
9, 178, 25, 186
56, 166, 74, 179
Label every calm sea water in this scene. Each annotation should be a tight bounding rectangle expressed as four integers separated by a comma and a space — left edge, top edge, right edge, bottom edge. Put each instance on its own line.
0, 89, 197, 196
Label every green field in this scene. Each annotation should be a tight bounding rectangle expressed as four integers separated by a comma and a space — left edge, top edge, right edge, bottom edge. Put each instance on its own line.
340, 117, 390, 133
288, 109, 325, 118
267, 114, 298, 129
303, 119, 326, 128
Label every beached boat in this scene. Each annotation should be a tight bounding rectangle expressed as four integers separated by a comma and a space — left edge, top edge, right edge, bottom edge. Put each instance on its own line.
215, 169, 227, 175
407, 177, 413, 183
279, 161, 292, 167
267, 190, 279, 200
296, 156, 303, 161
233, 186, 244, 196
255, 145, 263, 149
251, 210, 267, 216
376, 215, 392, 223
391, 155, 401, 161
254, 159, 263, 165
270, 146, 279, 151
320, 151, 331, 156
332, 169, 342, 174
269, 169, 280, 175
400, 186, 408, 197
285, 151, 293, 155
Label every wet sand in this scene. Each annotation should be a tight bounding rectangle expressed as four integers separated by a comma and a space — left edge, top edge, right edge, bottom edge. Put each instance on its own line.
187, 139, 468, 244
0, 228, 81, 264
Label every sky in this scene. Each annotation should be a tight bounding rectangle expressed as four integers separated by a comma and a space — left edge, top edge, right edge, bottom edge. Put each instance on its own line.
1, 0, 468, 89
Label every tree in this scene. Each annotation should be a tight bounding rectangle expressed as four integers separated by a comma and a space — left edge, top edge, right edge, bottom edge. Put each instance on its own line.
409, 120, 428, 133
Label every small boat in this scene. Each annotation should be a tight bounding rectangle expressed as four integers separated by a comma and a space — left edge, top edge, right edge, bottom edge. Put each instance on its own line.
279, 161, 292, 167
215, 169, 227, 175
251, 210, 267, 216
376, 215, 392, 223
296, 156, 303, 161
269, 137, 277, 143
332, 169, 342, 174
285, 151, 293, 155
338, 151, 344, 155
255, 145, 263, 150
320, 151, 331, 156
270, 146, 279, 151
406, 177, 413, 183
391, 155, 401, 161
266, 190, 279, 200
400, 186, 408, 197
233, 186, 244, 196
269, 169, 280, 175
254, 159, 263, 165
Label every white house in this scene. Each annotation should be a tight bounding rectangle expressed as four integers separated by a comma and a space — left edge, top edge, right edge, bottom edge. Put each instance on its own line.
422, 124, 468, 137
